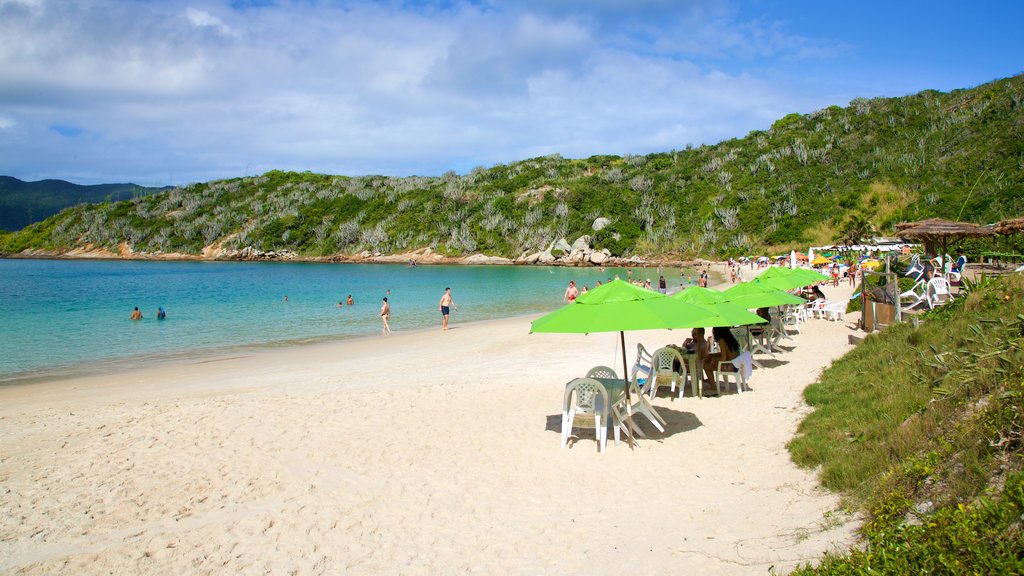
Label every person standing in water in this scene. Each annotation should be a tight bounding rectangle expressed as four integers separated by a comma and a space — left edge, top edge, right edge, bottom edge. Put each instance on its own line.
439, 287, 456, 330
156, 307, 166, 320
380, 297, 391, 335
563, 280, 579, 302
130, 307, 143, 320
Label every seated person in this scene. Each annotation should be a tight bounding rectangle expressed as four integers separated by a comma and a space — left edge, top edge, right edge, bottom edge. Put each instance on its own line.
811, 285, 826, 301
750, 307, 771, 337
680, 328, 709, 378
952, 250, 967, 273
705, 326, 740, 384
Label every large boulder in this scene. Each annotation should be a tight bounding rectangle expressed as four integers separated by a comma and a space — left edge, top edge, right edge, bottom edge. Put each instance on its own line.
566, 248, 586, 263
571, 235, 592, 252
538, 251, 556, 264
592, 217, 611, 231
590, 250, 609, 265
551, 238, 572, 256
463, 254, 513, 265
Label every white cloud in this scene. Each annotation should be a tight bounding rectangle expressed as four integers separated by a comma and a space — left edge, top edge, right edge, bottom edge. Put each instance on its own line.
185, 6, 236, 36
0, 0, 1016, 185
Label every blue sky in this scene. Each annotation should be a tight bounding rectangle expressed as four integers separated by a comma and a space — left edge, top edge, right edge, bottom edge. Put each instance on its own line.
0, 0, 1020, 186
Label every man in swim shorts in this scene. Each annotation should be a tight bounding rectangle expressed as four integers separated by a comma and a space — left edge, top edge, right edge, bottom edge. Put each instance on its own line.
439, 287, 456, 330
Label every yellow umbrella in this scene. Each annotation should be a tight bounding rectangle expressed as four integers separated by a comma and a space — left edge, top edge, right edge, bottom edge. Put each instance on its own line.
811, 255, 832, 265
861, 259, 881, 269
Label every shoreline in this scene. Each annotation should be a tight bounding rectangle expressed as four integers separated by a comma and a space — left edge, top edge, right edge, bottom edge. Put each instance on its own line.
0, 259, 724, 387
1, 247, 715, 269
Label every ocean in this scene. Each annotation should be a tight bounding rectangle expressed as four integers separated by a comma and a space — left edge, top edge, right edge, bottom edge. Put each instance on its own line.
0, 259, 699, 383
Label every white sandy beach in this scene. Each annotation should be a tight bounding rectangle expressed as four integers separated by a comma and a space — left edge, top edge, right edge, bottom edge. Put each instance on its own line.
0, 276, 861, 575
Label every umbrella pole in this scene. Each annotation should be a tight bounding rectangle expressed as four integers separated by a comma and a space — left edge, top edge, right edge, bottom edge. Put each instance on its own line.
619, 331, 635, 450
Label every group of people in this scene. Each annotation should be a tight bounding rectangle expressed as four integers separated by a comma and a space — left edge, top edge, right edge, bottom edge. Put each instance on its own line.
378, 287, 457, 335
677, 326, 742, 390
130, 306, 166, 320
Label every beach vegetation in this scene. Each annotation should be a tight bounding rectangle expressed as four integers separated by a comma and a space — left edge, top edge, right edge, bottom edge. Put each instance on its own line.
788, 273, 1024, 573
1, 74, 1023, 260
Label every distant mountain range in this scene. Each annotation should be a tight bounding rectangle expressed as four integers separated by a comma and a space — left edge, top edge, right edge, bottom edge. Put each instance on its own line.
0, 176, 169, 231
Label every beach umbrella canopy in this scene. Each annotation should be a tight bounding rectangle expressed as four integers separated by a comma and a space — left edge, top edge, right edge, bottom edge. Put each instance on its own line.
671, 287, 767, 326
672, 285, 727, 305
531, 279, 718, 383
755, 267, 830, 291
720, 281, 805, 309
860, 259, 881, 270
531, 279, 716, 334
811, 255, 832, 266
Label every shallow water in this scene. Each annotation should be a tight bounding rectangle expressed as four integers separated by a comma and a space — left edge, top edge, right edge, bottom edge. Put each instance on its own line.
0, 259, 701, 383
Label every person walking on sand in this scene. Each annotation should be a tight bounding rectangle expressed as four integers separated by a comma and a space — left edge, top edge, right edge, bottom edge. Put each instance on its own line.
380, 297, 391, 335
439, 287, 457, 330
130, 307, 143, 320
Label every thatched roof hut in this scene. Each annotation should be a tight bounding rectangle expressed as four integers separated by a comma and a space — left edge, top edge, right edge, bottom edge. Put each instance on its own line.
896, 218, 994, 270
994, 216, 1024, 236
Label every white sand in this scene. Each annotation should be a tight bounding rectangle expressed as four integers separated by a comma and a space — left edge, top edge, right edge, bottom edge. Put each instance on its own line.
0, 277, 861, 575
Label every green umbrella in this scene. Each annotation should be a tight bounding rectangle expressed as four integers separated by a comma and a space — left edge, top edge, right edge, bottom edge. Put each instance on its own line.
531, 279, 717, 335
672, 286, 727, 304
721, 281, 806, 309
672, 287, 767, 326
532, 279, 718, 447
754, 267, 830, 291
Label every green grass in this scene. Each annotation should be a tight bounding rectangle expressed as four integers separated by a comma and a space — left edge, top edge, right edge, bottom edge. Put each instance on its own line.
787, 274, 1024, 574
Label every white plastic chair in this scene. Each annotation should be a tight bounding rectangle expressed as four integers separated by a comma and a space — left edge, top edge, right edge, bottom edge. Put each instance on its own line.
825, 302, 846, 321
712, 351, 752, 395
561, 378, 621, 452
809, 298, 830, 319
586, 366, 648, 438
905, 254, 924, 281
586, 365, 618, 380
630, 343, 653, 385
625, 373, 666, 434
926, 277, 953, 309
647, 347, 686, 400
900, 279, 926, 303
783, 305, 802, 333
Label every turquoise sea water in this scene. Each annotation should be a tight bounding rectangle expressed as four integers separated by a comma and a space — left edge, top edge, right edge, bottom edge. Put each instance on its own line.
0, 259, 698, 383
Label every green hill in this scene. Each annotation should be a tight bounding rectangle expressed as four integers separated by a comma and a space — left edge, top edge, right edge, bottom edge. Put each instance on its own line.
2, 73, 1022, 259
0, 176, 169, 232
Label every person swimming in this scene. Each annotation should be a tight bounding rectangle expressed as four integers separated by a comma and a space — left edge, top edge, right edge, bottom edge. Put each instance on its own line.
130, 307, 143, 320
157, 307, 166, 320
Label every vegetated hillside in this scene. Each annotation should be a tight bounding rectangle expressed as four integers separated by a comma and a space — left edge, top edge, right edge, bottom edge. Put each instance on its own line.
788, 273, 1024, 574
2, 74, 1022, 260
0, 176, 168, 232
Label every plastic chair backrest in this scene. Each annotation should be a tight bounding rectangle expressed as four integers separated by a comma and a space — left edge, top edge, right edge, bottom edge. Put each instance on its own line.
929, 277, 951, 295
586, 365, 618, 380
652, 347, 680, 371
565, 378, 608, 414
